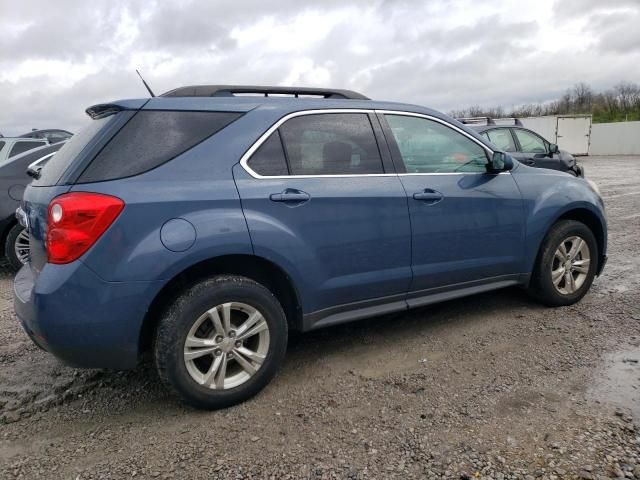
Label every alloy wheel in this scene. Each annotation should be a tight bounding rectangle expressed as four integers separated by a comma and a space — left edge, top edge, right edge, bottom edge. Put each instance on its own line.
14, 229, 30, 265
551, 235, 591, 294
183, 302, 270, 389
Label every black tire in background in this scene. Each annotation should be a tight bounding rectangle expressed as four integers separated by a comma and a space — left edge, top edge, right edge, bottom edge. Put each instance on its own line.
154, 275, 288, 409
4, 223, 28, 271
528, 220, 598, 307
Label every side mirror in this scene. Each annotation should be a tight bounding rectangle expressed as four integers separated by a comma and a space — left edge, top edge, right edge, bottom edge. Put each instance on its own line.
490, 151, 513, 172
549, 143, 560, 154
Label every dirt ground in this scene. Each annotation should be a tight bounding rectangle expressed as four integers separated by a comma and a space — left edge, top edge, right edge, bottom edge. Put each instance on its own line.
1, 156, 639, 479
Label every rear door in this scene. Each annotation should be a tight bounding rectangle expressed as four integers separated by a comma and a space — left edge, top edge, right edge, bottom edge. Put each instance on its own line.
22, 114, 128, 273
234, 111, 412, 318
379, 112, 525, 297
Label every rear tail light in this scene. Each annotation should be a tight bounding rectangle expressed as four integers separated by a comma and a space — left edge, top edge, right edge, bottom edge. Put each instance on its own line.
47, 192, 124, 264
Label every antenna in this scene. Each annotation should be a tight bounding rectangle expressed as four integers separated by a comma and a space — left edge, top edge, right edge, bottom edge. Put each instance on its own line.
136, 69, 156, 97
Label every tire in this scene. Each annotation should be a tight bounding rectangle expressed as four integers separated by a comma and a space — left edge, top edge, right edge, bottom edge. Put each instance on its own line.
4, 224, 29, 271
155, 275, 288, 409
528, 220, 598, 307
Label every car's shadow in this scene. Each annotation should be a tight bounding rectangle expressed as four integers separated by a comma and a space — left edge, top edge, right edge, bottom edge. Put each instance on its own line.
3, 274, 544, 419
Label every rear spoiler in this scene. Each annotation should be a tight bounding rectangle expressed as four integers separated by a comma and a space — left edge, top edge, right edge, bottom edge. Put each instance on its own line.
85, 99, 149, 120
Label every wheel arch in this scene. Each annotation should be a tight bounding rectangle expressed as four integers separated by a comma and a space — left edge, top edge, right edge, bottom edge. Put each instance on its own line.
138, 254, 303, 355
0, 217, 18, 254
530, 206, 606, 281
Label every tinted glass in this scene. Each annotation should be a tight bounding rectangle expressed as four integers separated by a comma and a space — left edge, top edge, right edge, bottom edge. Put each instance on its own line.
15, 143, 63, 163
247, 130, 289, 176
514, 129, 547, 153
486, 128, 516, 151
34, 116, 112, 186
0, 141, 5, 152
279, 113, 383, 175
385, 115, 488, 173
79, 110, 242, 183
9, 141, 47, 158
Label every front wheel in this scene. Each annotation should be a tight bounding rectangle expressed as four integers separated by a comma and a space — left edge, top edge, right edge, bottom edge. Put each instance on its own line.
528, 220, 598, 306
154, 275, 288, 409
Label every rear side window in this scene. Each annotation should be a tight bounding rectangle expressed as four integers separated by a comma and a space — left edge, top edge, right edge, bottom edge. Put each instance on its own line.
78, 110, 242, 183
279, 113, 384, 175
9, 141, 46, 158
247, 131, 289, 176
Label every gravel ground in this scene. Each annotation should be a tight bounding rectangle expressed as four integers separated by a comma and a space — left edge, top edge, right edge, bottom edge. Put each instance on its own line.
1, 155, 639, 479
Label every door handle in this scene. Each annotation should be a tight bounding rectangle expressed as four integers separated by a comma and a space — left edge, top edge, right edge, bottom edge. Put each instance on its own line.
412, 189, 443, 203
269, 189, 310, 203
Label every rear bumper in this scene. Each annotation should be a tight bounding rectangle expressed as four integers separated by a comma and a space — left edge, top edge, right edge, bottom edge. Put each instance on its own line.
14, 262, 164, 370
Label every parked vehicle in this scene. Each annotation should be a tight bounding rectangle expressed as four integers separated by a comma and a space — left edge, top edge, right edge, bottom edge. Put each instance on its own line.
14, 85, 607, 409
0, 137, 49, 167
459, 118, 583, 177
19, 129, 73, 144
0, 142, 65, 269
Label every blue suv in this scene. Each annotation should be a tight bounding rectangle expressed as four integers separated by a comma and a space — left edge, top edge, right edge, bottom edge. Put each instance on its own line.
14, 85, 607, 409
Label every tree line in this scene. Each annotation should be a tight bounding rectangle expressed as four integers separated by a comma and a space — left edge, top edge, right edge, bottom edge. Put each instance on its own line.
450, 82, 640, 123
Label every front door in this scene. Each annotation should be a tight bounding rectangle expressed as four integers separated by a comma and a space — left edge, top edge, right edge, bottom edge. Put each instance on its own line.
511, 128, 561, 171
234, 111, 412, 317
380, 113, 525, 294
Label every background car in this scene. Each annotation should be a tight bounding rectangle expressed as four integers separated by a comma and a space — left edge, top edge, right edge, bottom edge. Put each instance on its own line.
459, 118, 583, 177
0, 137, 50, 167
19, 129, 73, 144
0, 142, 65, 269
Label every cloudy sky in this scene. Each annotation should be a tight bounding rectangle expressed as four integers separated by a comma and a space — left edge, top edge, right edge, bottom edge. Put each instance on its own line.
1, 0, 639, 136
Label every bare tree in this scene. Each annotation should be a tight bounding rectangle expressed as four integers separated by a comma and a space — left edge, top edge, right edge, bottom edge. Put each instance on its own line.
572, 82, 593, 113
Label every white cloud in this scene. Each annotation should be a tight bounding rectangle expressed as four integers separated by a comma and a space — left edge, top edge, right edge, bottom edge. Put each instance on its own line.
0, 0, 639, 136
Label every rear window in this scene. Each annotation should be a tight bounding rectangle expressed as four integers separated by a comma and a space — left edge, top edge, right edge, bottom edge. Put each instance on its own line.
78, 110, 242, 183
34, 116, 112, 186
9, 141, 46, 158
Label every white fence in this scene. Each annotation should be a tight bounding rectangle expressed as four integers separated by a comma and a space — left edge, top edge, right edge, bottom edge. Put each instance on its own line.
519, 115, 592, 156
589, 121, 640, 156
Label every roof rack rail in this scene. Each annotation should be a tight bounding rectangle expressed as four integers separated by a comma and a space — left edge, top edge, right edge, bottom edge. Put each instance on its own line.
457, 116, 524, 126
457, 117, 496, 125
160, 85, 370, 100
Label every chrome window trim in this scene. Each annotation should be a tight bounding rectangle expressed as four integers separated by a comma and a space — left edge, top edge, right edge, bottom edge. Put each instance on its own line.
239, 108, 498, 179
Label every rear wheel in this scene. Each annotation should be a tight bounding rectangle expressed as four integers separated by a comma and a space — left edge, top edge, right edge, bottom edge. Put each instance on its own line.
528, 220, 598, 306
4, 224, 29, 271
154, 275, 288, 409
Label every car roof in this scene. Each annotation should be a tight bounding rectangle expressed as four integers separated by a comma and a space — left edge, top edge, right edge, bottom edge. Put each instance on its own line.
87, 87, 493, 147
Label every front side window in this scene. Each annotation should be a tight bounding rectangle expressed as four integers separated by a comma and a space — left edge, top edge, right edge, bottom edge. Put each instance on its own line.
385, 115, 488, 173
485, 128, 516, 152
278, 113, 384, 175
513, 129, 547, 154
